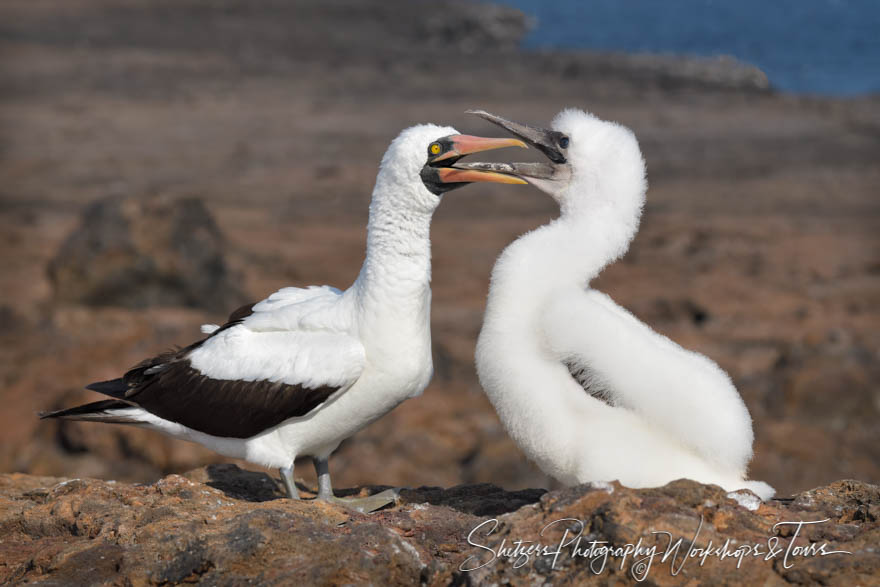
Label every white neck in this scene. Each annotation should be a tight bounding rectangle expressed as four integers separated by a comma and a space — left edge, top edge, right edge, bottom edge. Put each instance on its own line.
357, 198, 432, 304
488, 200, 639, 308
351, 171, 436, 356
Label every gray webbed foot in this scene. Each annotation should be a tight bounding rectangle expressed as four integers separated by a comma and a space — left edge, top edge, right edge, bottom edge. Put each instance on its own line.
320, 488, 400, 513
313, 456, 398, 513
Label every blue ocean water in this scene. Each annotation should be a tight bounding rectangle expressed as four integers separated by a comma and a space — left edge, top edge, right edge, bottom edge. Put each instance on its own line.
498, 0, 880, 96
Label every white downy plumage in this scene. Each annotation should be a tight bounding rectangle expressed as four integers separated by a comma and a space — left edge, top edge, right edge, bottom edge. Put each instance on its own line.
472, 109, 775, 500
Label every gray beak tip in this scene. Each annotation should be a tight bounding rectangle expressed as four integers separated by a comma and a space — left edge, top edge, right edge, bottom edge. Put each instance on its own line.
466, 110, 569, 169
465, 109, 494, 123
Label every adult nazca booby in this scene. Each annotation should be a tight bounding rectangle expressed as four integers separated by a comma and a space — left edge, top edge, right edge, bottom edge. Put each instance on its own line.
41, 123, 527, 511
466, 109, 774, 499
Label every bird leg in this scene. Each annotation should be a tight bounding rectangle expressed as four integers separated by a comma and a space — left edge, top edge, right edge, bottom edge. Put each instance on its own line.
279, 465, 300, 499
311, 456, 398, 513
313, 456, 334, 500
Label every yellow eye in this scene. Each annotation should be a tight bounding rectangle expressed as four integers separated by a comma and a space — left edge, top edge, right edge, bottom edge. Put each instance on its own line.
429, 143, 442, 155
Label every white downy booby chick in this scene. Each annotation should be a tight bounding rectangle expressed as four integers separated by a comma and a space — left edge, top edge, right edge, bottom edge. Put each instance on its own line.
468, 109, 774, 500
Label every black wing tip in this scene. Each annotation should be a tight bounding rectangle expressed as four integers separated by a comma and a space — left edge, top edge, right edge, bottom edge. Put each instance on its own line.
226, 302, 256, 324
85, 378, 127, 395
37, 399, 137, 422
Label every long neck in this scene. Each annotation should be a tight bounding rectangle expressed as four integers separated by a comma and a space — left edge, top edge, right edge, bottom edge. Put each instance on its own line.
489, 202, 638, 309
353, 181, 434, 345
358, 199, 432, 302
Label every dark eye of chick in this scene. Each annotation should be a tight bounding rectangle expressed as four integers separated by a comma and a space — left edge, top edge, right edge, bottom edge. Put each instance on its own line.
559, 136, 570, 149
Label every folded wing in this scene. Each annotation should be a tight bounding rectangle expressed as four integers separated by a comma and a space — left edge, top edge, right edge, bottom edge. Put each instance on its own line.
78, 286, 365, 438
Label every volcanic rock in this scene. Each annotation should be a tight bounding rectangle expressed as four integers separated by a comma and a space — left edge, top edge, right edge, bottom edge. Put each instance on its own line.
48, 197, 245, 313
0, 466, 876, 585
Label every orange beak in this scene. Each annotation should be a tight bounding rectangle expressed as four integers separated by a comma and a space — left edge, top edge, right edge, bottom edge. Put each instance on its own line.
430, 134, 527, 163
435, 167, 528, 184
429, 134, 528, 185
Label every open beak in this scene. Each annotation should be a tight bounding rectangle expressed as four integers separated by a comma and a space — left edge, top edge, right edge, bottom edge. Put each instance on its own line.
429, 135, 529, 185
455, 110, 571, 184
467, 110, 567, 164
431, 135, 527, 163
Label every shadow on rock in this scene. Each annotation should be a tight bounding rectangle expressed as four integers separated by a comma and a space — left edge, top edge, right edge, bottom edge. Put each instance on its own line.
186, 463, 285, 502
400, 483, 546, 516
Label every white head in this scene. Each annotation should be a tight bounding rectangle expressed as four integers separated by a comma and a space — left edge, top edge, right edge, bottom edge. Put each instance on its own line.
458, 109, 649, 280
371, 123, 528, 216
464, 108, 647, 225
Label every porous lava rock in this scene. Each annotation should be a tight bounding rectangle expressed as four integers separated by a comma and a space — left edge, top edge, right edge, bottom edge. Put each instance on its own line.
0, 466, 876, 585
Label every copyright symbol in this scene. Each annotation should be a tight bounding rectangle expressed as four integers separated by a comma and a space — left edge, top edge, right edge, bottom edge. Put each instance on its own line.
632, 561, 649, 578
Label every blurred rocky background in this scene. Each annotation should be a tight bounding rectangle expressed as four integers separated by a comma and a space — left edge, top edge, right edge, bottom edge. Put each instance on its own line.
1, 0, 878, 501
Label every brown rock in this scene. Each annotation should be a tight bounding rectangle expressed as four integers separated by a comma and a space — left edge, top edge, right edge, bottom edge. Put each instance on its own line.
0, 467, 876, 585
48, 196, 245, 313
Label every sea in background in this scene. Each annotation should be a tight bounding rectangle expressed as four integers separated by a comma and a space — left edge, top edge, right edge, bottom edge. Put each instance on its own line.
497, 0, 880, 96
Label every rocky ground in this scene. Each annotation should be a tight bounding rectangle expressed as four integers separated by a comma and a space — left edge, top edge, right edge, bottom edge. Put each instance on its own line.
0, 0, 878, 525
0, 467, 877, 585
